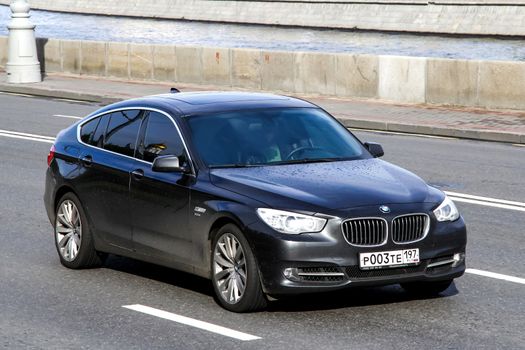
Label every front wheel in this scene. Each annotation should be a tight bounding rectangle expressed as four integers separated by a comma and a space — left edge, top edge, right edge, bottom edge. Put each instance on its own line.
401, 279, 453, 296
54, 193, 103, 269
211, 224, 267, 312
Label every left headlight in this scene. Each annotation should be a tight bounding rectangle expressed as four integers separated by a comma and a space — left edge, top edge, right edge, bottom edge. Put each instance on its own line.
256, 208, 327, 234
433, 196, 460, 222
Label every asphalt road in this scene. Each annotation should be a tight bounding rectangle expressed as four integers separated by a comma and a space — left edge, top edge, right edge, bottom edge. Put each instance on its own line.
0, 93, 524, 349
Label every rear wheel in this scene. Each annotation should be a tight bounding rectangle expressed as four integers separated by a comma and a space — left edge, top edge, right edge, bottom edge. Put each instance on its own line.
211, 224, 267, 312
54, 193, 103, 269
401, 279, 453, 295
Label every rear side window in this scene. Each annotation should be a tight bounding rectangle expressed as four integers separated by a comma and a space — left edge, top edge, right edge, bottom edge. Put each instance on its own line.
90, 114, 110, 147
137, 112, 185, 163
80, 114, 109, 147
80, 117, 100, 144
104, 110, 143, 157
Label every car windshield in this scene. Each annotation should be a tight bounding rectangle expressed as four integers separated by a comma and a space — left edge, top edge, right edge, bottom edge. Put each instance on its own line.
186, 107, 369, 168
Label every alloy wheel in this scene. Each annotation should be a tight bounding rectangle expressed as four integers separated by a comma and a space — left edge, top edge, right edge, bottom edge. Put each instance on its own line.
55, 200, 82, 262
213, 233, 247, 304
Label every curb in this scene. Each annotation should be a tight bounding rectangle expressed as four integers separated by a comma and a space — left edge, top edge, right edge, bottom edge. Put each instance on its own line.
1, 83, 524, 145
0, 83, 121, 105
338, 119, 524, 144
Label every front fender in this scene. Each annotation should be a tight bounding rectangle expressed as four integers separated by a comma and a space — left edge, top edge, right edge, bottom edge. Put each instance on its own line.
190, 199, 261, 276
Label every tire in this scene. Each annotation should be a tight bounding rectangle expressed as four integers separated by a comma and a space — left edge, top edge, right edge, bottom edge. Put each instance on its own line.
211, 224, 267, 312
54, 192, 103, 269
401, 279, 453, 296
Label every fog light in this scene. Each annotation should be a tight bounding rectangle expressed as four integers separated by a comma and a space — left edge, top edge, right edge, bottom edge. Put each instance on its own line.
283, 268, 294, 279
452, 253, 465, 267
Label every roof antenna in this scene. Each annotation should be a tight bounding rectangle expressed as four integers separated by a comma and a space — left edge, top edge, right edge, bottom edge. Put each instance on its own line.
170, 87, 180, 94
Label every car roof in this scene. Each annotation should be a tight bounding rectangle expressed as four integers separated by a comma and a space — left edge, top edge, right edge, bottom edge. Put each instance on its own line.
94, 91, 317, 117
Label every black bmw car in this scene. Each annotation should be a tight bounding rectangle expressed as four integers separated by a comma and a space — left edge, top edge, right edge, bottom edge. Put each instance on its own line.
44, 92, 466, 312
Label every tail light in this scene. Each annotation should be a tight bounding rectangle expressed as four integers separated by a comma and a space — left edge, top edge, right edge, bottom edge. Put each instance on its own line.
47, 145, 55, 166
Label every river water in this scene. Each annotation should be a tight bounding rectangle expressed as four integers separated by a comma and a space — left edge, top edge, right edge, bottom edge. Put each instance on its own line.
1, 5, 524, 61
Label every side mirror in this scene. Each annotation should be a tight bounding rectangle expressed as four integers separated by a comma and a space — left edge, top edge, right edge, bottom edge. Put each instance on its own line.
364, 142, 384, 158
152, 155, 189, 173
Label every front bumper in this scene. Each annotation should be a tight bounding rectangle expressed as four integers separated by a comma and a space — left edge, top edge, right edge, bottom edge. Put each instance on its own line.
246, 208, 467, 296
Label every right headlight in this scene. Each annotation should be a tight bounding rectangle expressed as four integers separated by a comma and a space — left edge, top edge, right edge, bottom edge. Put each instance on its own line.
433, 196, 460, 222
256, 208, 327, 234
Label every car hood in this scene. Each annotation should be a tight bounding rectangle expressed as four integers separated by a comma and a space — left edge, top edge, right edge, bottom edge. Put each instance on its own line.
210, 159, 440, 212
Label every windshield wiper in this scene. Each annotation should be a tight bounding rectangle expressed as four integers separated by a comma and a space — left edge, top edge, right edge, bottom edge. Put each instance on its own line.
209, 158, 351, 168
208, 163, 261, 169
274, 157, 350, 165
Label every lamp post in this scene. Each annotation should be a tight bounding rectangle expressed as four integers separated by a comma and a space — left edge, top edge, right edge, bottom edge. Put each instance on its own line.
6, 0, 41, 83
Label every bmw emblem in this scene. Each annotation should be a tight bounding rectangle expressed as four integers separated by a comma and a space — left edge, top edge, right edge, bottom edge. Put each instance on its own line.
379, 205, 391, 213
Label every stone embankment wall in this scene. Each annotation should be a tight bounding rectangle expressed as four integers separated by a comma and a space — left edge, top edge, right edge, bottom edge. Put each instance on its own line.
1, 36, 524, 110
0, 0, 525, 36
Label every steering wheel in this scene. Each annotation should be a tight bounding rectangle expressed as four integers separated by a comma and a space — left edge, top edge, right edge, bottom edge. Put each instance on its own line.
285, 146, 326, 160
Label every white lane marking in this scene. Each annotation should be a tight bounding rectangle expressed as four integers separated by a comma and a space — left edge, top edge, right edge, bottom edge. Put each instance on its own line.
123, 304, 261, 341
350, 128, 457, 140
53, 114, 82, 120
449, 197, 525, 212
0, 129, 56, 140
466, 269, 525, 285
445, 191, 525, 207
0, 130, 55, 143
446, 191, 525, 212
0, 132, 54, 144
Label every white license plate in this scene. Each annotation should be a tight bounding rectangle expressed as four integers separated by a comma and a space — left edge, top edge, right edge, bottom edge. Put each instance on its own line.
359, 248, 420, 270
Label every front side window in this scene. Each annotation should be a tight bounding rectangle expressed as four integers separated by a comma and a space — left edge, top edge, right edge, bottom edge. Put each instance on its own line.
136, 112, 186, 163
103, 110, 143, 157
186, 108, 368, 168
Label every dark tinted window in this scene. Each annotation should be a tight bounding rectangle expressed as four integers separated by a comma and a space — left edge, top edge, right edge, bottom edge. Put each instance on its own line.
90, 113, 110, 147
104, 110, 143, 157
80, 117, 100, 144
137, 112, 185, 163
187, 108, 366, 167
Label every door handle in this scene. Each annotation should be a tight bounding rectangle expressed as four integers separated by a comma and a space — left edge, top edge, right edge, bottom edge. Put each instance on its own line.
80, 155, 92, 167
131, 169, 144, 180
